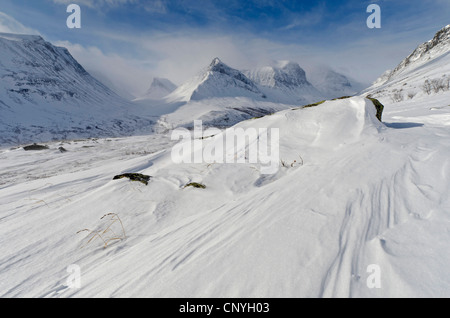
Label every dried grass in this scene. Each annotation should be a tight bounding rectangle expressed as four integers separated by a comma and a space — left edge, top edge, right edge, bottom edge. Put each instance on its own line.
77, 213, 126, 249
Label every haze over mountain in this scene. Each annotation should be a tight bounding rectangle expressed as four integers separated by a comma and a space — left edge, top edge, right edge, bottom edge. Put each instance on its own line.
244, 61, 323, 104
166, 57, 266, 103
135, 77, 177, 101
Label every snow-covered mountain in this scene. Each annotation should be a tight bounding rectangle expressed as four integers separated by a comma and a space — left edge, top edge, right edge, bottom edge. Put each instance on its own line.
166, 58, 266, 102
154, 58, 368, 130
307, 66, 360, 99
363, 24, 450, 103
135, 77, 177, 101
244, 61, 323, 104
0, 33, 155, 145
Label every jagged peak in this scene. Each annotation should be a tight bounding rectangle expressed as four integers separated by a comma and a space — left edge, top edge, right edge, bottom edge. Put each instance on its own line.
207, 57, 236, 74
209, 57, 222, 67
246, 60, 310, 89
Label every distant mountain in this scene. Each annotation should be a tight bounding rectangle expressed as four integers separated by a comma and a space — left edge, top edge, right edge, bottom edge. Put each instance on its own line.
135, 77, 177, 101
244, 61, 323, 104
306, 66, 360, 99
166, 58, 266, 102
0, 33, 154, 145
157, 58, 368, 130
363, 24, 450, 102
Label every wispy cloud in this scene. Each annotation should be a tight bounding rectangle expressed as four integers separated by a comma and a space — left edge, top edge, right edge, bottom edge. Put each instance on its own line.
51, 0, 139, 9
0, 11, 40, 35
51, 0, 168, 13
54, 40, 154, 98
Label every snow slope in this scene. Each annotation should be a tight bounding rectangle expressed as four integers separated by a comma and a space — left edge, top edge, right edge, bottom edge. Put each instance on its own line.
307, 66, 360, 99
0, 33, 156, 146
244, 61, 324, 104
166, 58, 265, 103
1, 96, 449, 297
1, 25, 450, 298
363, 24, 450, 103
152, 59, 362, 131
153, 59, 295, 131
155, 96, 292, 131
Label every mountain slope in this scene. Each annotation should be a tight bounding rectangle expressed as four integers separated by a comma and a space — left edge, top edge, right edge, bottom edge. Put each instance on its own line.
166, 58, 266, 102
363, 24, 450, 103
153, 58, 290, 130
307, 66, 360, 99
0, 33, 155, 145
244, 61, 323, 104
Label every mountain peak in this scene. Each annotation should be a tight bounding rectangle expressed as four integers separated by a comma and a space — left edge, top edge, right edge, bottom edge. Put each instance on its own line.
209, 57, 222, 67
137, 77, 177, 100
166, 58, 265, 102
246, 60, 310, 89
206, 57, 237, 75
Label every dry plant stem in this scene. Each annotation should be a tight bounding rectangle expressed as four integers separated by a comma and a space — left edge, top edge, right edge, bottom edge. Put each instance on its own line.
77, 213, 126, 249
101, 213, 126, 238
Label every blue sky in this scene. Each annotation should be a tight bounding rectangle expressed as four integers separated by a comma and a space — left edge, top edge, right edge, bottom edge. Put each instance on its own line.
0, 0, 449, 97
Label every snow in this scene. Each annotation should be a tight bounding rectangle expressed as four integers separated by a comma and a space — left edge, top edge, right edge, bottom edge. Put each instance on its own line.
306, 65, 360, 99
134, 77, 177, 101
364, 24, 450, 101
1, 25, 450, 298
0, 33, 157, 146
1, 95, 450, 297
244, 61, 323, 104
166, 58, 265, 103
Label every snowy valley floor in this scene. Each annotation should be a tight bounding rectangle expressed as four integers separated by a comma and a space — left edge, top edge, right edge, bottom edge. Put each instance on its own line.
0, 96, 449, 297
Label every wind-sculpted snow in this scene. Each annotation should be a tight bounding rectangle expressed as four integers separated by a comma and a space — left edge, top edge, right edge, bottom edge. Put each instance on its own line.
4, 96, 449, 298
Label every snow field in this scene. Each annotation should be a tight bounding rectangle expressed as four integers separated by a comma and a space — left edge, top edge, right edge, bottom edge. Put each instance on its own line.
1, 96, 449, 297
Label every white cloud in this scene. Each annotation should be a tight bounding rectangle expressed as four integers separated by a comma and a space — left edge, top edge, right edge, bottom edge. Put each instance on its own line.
51, 0, 141, 9
143, 0, 167, 14
0, 11, 40, 35
54, 41, 154, 98
53, 0, 155, 13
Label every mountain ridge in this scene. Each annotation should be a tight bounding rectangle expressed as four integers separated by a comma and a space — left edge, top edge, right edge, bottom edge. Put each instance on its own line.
362, 24, 450, 103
